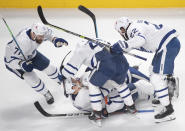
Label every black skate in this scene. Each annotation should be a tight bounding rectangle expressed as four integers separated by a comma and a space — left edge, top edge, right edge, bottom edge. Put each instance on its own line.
126, 104, 137, 114
44, 91, 54, 104
88, 111, 102, 127
155, 103, 176, 123
152, 98, 161, 107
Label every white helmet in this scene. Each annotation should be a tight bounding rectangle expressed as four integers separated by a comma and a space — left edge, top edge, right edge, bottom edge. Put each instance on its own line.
31, 23, 48, 36
114, 17, 132, 33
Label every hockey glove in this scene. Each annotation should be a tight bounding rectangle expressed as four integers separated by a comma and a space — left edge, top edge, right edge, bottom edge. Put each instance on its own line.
53, 37, 68, 47
95, 38, 111, 48
19, 60, 33, 72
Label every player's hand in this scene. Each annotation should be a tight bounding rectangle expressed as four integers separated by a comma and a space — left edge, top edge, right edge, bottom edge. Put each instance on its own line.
95, 38, 111, 47
53, 37, 68, 47
19, 60, 33, 72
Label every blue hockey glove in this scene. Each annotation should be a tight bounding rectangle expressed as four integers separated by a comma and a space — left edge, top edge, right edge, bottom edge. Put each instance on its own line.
19, 60, 33, 72
53, 37, 68, 47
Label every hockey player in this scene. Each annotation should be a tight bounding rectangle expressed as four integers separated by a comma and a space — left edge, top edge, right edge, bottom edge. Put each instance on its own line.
112, 17, 180, 123
4, 23, 68, 104
61, 40, 136, 126
63, 66, 154, 118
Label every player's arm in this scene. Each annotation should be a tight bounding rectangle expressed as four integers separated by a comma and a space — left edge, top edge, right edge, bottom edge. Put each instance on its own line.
111, 27, 146, 53
45, 28, 68, 47
62, 43, 89, 78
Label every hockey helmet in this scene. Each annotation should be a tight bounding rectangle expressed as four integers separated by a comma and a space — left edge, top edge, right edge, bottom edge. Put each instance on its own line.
31, 23, 48, 36
114, 17, 132, 34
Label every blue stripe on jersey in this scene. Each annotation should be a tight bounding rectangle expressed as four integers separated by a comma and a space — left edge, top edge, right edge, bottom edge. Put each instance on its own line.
137, 33, 146, 40
112, 100, 124, 103
122, 92, 131, 99
67, 63, 78, 71
4, 57, 20, 63
157, 29, 176, 52
89, 93, 102, 97
48, 68, 57, 76
110, 95, 120, 99
51, 74, 59, 79
158, 94, 169, 99
118, 87, 129, 94
155, 87, 168, 93
99, 87, 110, 94
32, 80, 41, 88
91, 57, 94, 67
90, 100, 101, 103
63, 67, 75, 76
36, 84, 45, 92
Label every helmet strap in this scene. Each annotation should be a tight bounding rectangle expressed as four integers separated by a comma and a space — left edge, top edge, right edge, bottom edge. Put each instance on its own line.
122, 23, 131, 41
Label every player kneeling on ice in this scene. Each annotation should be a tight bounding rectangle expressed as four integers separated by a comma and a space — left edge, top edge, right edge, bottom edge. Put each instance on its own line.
112, 17, 180, 123
60, 40, 138, 127
4, 23, 68, 105
63, 68, 154, 119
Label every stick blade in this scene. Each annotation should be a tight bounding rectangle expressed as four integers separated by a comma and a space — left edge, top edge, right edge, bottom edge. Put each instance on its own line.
34, 101, 51, 117
37, 5, 48, 25
78, 5, 95, 19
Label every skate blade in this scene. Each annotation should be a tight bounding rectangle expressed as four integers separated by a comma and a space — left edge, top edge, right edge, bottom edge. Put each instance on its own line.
155, 114, 176, 123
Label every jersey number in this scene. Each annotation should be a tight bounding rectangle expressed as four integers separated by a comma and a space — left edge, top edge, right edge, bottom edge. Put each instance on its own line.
144, 21, 163, 30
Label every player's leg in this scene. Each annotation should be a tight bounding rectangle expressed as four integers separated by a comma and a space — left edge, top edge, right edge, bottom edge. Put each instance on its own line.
107, 80, 137, 113
73, 88, 92, 112
23, 71, 54, 104
151, 37, 180, 122
88, 82, 103, 127
4, 62, 54, 104
31, 51, 64, 84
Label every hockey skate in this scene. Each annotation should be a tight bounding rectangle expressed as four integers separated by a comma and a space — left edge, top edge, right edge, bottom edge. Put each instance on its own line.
44, 91, 54, 104
88, 111, 102, 127
125, 104, 137, 114
155, 103, 176, 123
152, 98, 161, 107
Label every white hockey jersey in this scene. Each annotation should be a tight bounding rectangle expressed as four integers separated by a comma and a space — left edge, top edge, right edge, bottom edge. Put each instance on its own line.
62, 40, 102, 79
4, 27, 53, 69
119, 20, 179, 53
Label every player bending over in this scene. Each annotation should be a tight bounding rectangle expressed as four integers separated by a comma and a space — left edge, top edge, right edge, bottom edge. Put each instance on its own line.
112, 17, 180, 123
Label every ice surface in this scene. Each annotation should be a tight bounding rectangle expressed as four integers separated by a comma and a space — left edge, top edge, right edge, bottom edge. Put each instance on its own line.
0, 8, 185, 131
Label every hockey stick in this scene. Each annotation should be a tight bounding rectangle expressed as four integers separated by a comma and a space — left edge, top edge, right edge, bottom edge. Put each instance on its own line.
34, 101, 154, 118
60, 51, 72, 97
37, 5, 147, 61
78, 5, 98, 38
2, 18, 27, 61
34, 101, 91, 117
78, 5, 147, 61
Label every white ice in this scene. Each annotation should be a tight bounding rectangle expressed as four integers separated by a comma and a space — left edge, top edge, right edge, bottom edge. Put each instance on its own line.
0, 8, 185, 131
